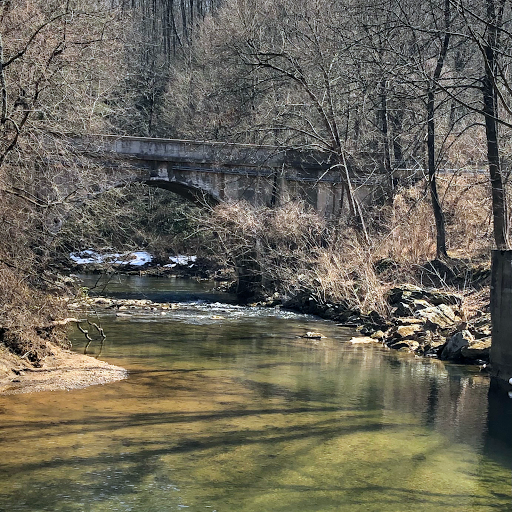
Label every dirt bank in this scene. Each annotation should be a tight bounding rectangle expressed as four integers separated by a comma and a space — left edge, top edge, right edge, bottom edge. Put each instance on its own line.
0, 343, 127, 395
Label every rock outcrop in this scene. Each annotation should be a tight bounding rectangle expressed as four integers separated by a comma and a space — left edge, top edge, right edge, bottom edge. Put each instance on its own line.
365, 285, 490, 364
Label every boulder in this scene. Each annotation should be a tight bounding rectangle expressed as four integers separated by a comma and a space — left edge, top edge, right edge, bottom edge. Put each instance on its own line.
397, 317, 424, 325
387, 284, 462, 307
388, 339, 420, 352
419, 330, 447, 354
387, 284, 425, 304
469, 314, 491, 338
440, 330, 474, 360
393, 302, 414, 317
474, 326, 491, 338
385, 324, 424, 351
410, 299, 431, 311
426, 290, 462, 307
405, 340, 420, 352
460, 337, 491, 361
395, 324, 423, 339
416, 304, 459, 329
348, 336, 375, 344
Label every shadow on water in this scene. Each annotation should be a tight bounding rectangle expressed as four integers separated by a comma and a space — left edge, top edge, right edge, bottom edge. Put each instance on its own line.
0, 393, 506, 512
1, 371, 512, 511
0, 378, 500, 512
2, 277, 512, 511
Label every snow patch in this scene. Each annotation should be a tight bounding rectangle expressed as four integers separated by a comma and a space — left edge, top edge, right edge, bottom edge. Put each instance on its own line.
119, 251, 153, 266
70, 250, 198, 268
164, 255, 197, 268
70, 250, 153, 267
69, 249, 103, 265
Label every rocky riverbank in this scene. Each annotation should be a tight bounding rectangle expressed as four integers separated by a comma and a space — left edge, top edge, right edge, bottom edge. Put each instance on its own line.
281, 283, 491, 367
70, 282, 491, 369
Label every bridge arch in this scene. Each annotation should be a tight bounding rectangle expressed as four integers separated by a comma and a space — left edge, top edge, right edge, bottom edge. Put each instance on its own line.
81, 135, 381, 218
144, 179, 220, 207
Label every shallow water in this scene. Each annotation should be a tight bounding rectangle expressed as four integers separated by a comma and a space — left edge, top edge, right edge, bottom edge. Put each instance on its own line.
0, 277, 511, 511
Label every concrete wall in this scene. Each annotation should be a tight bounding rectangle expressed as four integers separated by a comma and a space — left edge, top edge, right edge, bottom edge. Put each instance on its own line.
137, 159, 348, 215
84, 135, 386, 217
490, 250, 512, 380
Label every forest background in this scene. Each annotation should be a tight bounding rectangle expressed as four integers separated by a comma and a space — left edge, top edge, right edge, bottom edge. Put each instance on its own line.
1, 0, 511, 361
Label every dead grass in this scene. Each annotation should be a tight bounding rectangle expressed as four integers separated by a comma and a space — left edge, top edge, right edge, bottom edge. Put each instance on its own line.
201, 175, 495, 316
312, 241, 388, 315
200, 200, 389, 313
0, 264, 68, 364
377, 174, 493, 265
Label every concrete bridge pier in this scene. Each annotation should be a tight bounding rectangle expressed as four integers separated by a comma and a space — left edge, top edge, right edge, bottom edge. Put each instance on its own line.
490, 250, 512, 380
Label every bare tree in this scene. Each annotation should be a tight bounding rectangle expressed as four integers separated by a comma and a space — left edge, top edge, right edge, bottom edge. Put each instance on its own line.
441, 0, 512, 249
0, 0, 126, 272
392, 0, 455, 258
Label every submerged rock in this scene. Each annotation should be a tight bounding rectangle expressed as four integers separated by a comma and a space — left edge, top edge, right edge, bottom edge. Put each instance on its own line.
302, 332, 325, 339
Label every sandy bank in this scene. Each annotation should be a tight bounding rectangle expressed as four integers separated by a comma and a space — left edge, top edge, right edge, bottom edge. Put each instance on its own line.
0, 343, 127, 395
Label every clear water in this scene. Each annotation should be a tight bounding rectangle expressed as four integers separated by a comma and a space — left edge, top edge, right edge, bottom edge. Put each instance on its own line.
0, 276, 511, 511
75, 273, 237, 304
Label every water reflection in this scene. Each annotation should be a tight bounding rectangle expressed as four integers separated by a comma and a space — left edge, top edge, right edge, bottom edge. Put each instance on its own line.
76, 273, 237, 304
0, 279, 511, 511
486, 379, 512, 470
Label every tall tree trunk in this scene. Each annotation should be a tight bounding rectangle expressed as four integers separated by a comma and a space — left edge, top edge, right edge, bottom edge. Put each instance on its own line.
483, 76, 508, 250
180, 0, 189, 44
380, 80, 391, 172
390, 111, 403, 164
380, 79, 393, 197
427, 85, 448, 259
483, 0, 509, 250
426, 0, 450, 259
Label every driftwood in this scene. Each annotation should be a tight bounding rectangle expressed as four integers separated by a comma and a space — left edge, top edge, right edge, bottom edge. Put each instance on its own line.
76, 319, 106, 356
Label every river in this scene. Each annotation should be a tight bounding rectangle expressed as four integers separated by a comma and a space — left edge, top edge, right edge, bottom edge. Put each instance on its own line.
0, 275, 511, 511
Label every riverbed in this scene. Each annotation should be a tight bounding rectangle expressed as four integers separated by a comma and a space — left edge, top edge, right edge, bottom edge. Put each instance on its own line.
0, 276, 511, 511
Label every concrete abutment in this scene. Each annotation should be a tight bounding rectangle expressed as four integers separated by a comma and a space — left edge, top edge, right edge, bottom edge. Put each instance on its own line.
490, 250, 512, 380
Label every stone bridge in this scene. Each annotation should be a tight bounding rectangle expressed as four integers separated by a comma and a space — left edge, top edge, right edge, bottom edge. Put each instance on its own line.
78, 135, 383, 216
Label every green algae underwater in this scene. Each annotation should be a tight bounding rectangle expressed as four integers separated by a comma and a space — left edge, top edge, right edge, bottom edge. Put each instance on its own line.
0, 277, 510, 512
